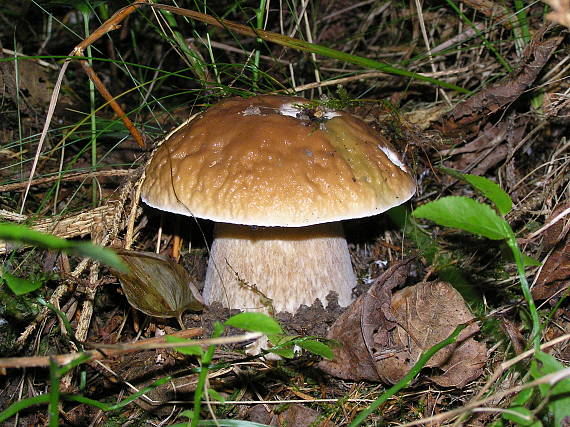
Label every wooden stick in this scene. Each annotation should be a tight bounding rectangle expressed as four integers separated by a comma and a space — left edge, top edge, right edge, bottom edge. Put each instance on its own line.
70, 0, 150, 148
1, 328, 204, 369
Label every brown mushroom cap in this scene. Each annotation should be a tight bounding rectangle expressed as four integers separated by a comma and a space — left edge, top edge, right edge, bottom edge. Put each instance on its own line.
141, 95, 415, 226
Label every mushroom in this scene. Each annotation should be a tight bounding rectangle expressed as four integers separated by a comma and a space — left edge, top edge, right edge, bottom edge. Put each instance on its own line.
141, 95, 415, 314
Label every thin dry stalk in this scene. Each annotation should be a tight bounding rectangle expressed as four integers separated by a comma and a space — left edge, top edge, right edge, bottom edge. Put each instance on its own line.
0, 331, 264, 370
400, 367, 570, 426
0, 169, 134, 193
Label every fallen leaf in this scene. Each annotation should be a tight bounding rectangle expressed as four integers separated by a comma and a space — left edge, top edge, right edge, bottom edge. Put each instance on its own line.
320, 260, 486, 387
443, 114, 531, 179
319, 260, 412, 382
460, 0, 512, 29
112, 250, 204, 326
380, 281, 485, 387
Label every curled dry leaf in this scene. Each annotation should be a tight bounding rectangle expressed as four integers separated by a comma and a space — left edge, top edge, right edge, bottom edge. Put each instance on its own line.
320, 260, 486, 387
112, 250, 204, 327
385, 281, 486, 387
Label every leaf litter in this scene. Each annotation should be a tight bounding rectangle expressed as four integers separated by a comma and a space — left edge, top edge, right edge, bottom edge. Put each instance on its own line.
1, 1, 570, 426
319, 260, 486, 387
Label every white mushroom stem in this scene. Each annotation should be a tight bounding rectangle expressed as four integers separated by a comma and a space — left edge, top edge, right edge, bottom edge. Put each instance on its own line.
203, 222, 355, 314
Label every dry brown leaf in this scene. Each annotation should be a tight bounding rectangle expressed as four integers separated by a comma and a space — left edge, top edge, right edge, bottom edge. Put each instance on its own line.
320, 261, 486, 387
441, 121, 509, 175
461, 0, 512, 28
441, 114, 529, 177
319, 260, 412, 382
112, 250, 204, 326
380, 281, 485, 387
319, 294, 380, 381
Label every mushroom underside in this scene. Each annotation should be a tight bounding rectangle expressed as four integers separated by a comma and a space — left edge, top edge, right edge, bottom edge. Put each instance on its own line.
203, 222, 355, 314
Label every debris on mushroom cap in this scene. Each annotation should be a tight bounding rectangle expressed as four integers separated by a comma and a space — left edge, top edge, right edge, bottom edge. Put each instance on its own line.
141, 95, 415, 227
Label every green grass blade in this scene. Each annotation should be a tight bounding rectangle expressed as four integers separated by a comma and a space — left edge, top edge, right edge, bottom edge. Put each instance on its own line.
48, 358, 60, 427
443, 0, 512, 72
0, 395, 50, 423
152, 4, 469, 94
65, 376, 171, 410
0, 223, 127, 272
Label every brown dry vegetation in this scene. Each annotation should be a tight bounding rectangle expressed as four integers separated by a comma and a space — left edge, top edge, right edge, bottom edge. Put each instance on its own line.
0, 0, 569, 425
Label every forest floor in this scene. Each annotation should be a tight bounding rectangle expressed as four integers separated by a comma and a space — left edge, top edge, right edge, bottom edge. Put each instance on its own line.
0, 0, 569, 425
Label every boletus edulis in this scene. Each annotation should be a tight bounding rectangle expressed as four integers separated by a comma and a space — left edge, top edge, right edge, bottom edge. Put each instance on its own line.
141, 95, 415, 314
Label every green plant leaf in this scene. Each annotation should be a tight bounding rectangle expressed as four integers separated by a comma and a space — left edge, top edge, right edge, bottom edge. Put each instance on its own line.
442, 169, 513, 215
225, 312, 283, 335
213, 321, 224, 338
522, 253, 542, 267
266, 334, 296, 358
297, 339, 334, 360
179, 409, 194, 420
531, 351, 570, 426
0, 271, 43, 296
511, 387, 535, 406
412, 197, 510, 240
501, 407, 538, 426
207, 388, 226, 403
165, 336, 204, 357
268, 347, 295, 359
0, 222, 127, 272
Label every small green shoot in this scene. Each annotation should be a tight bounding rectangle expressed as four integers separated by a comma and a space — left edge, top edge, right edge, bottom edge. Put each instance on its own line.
166, 336, 205, 357
295, 337, 334, 360
0, 270, 42, 296
529, 351, 570, 425
412, 170, 541, 349
224, 311, 283, 335
167, 312, 334, 424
